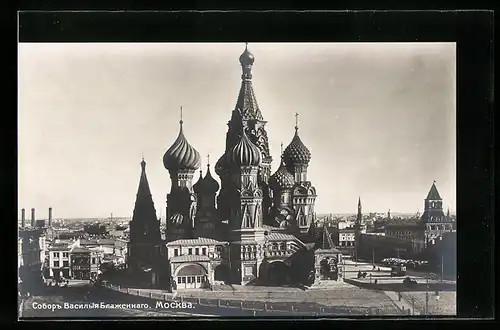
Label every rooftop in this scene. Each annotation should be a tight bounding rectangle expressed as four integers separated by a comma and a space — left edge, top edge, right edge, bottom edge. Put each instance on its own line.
169, 255, 211, 263
167, 238, 225, 247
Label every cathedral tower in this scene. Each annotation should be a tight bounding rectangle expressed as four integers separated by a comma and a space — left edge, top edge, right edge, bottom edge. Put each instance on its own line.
283, 114, 317, 232
269, 143, 296, 229
216, 44, 273, 226
163, 107, 201, 242
128, 158, 162, 270
193, 155, 221, 239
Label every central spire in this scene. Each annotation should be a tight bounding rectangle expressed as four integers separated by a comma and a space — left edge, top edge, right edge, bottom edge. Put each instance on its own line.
295, 112, 299, 131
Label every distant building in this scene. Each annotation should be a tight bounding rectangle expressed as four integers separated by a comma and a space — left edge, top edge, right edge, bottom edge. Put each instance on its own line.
356, 181, 455, 260
384, 181, 455, 248
18, 228, 44, 284
70, 247, 100, 280
47, 240, 101, 280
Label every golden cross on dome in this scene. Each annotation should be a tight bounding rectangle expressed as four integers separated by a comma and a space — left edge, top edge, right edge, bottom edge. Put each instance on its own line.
180, 106, 183, 125
295, 112, 299, 130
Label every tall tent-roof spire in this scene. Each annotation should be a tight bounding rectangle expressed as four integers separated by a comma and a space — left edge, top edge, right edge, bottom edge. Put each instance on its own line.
320, 221, 336, 250
426, 180, 442, 200
233, 43, 263, 121
131, 158, 159, 231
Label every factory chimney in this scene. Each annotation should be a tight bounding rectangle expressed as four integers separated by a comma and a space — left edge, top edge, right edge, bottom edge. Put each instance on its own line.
48, 207, 53, 227
21, 208, 25, 228
31, 208, 35, 227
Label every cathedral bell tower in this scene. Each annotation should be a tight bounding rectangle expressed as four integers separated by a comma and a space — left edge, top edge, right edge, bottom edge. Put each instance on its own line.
216, 44, 273, 226
193, 155, 221, 239
283, 114, 317, 233
269, 143, 296, 229
163, 107, 201, 242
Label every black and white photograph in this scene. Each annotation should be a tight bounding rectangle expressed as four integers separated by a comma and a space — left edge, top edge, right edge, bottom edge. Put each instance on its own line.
18, 42, 458, 318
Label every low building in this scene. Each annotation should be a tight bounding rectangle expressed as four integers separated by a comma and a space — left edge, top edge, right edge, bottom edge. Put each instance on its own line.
166, 238, 228, 290
385, 223, 425, 242
70, 247, 100, 280
48, 244, 73, 279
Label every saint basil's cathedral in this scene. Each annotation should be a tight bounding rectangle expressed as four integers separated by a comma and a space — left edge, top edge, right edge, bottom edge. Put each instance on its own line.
127, 45, 341, 291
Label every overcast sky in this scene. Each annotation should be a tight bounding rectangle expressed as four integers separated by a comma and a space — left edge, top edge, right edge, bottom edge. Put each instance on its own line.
18, 42, 456, 219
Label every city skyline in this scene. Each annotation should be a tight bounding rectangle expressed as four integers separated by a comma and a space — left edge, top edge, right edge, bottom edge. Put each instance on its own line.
18, 42, 456, 218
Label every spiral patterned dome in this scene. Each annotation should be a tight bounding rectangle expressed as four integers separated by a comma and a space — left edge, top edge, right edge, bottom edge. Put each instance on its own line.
283, 129, 311, 166
226, 128, 261, 167
163, 122, 201, 171
269, 160, 295, 190
239, 43, 255, 66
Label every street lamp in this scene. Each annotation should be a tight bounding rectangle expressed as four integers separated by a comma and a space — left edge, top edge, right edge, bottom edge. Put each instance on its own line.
439, 236, 444, 282
435, 291, 440, 315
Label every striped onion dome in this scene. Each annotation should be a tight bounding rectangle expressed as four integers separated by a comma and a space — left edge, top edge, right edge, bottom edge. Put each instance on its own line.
269, 159, 295, 190
283, 128, 311, 167
170, 213, 185, 225
226, 128, 261, 167
163, 120, 201, 171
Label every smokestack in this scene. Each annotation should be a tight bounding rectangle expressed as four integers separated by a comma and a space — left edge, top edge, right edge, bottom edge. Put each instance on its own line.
21, 208, 25, 227
31, 208, 35, 227
48, 207, 53, 227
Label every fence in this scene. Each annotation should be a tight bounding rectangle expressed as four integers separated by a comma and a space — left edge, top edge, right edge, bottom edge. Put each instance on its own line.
100, 282, 406, 316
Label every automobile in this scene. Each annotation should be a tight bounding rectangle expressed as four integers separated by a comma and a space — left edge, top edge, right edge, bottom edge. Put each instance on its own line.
391, 265, 407, 277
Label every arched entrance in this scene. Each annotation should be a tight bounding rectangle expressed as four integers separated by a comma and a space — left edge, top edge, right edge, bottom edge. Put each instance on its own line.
214, 264, 230, 283
267, 261, 289, 286
174, 264, 208, 290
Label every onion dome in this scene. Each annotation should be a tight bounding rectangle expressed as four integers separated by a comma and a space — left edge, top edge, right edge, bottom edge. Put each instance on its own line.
215, 153, 228, 177
226, 128, 262, 167
283, 113, 311, 166
163, 108, 201, 171
269, 159, 295, 190
201, 163, 220, 193
192, 168, 204, 194
239, 43, 255, 66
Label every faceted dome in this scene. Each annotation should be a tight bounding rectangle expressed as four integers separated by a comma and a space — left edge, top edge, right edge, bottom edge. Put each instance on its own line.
226, 129, 261, 167
283, 129, 311, 166
163, 122, 201, 171
239, 44, 255, 66
269, 160, 295, 190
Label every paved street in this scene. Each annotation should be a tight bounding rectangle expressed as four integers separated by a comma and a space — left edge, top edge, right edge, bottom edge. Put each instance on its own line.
342, 260, 456, 315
